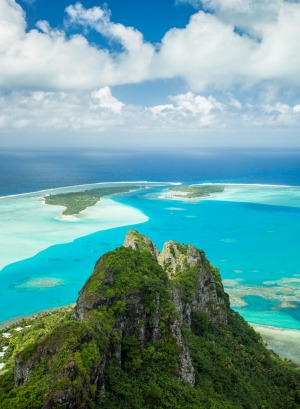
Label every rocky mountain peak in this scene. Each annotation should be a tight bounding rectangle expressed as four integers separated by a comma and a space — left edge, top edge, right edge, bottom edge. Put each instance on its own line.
123, 229, 159, 258
9, 231, 294, 409
157, 240, 202, 277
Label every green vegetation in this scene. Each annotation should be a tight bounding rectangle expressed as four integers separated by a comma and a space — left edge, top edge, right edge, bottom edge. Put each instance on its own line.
170, 185, 224, 199
0, 307, 74, 373
44, 186, 143, 215
1, 234, 300, 408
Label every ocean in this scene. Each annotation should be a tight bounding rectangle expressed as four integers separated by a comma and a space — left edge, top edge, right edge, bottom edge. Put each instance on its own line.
1, 147, 300, 329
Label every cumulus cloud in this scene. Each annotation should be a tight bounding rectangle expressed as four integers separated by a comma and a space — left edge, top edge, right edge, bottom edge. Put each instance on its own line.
0, 0, 299, 149
157, 0, 300, 90
0, 0, 300, 116
65, 3, 147, 52
65, 3, 155, 80
148, 92, 225, 127
0, 0, 154, 91
154, 11, 255, 90
150, 93, 300, 129
0, 87, 125, 131
1, 86, 298, 137
177, 0, 297, 31
91, 87, 124, 114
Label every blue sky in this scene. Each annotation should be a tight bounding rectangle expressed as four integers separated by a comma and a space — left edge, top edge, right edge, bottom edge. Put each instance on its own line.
0, 0, 300, 147
19, 0, 196, 42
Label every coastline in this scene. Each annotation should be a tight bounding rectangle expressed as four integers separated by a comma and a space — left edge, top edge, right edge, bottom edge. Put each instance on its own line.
0, 181, 177, 200
252, 323, 300, 365
2, 181, 299, 201
0, 304, 75, 330
158, 183, 300, 210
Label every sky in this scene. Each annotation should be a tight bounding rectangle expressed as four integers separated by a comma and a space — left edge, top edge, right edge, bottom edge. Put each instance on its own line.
0, 0, 300, 148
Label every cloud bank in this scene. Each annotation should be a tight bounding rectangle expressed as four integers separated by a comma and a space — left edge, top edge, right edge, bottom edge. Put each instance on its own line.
1, 0, 300, 91
1, 87, 299, 135
0, 0, 300, 145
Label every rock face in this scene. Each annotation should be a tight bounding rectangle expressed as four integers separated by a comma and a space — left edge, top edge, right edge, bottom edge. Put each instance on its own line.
13, 230, 229, 407
124, 230, 228, 385
125, 231, 228, 327
123, 229, 159, 259
157, 240, 202, 276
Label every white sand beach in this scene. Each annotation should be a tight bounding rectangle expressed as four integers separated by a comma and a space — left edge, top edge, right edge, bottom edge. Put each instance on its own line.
252, 324, 300, 365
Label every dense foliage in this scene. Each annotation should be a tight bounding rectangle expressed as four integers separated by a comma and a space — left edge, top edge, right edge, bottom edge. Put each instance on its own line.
170, 185, 224, 198
44, 186, 143, 215
1, 241, 300, 408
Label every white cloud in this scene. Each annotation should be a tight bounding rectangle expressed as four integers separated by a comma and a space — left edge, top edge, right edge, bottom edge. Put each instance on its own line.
155, 11, 255, 90
91, 87, 124, 114
171, 92, 224, 114
169, 1, 300, 91
0, 0, 300, 112
0, 87, 299, 138
193, 0, 282, 29
65, 3, 155, 79
65, 3, 146, 52
148, 93, 300, 129
293, 105, 300, 113
0, 0, 299, 148
147, 92, 224, 128
0, 87, 125, 131
177, 0, 290, 34
0, 0, 154, 91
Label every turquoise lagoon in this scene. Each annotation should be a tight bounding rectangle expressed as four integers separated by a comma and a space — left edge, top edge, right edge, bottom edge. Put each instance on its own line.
1, 183, 300, 330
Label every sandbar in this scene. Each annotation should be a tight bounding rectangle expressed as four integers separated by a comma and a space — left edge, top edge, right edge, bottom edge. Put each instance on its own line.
0, 196, 148, 271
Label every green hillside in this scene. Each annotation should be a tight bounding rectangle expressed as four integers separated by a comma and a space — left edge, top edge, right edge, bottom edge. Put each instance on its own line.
0, 231, 299, 408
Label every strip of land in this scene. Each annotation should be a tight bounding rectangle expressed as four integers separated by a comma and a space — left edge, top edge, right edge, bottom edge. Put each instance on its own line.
44, 186, 144, 215
162, 185, 224, 200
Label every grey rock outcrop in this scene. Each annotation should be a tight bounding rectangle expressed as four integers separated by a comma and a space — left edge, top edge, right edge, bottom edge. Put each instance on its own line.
121, 230, 228, 385
157, 240, 202, 277
124, 229, 159, 258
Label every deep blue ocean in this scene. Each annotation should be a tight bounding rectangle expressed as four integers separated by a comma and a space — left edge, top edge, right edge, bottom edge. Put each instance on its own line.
1, 147, 300, 195
1, 147, 300, 328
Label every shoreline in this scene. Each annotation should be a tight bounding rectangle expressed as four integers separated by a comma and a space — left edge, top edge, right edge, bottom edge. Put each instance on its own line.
0, 197, 149, 271
0, 304, 75, 330
1, 181, 299, 201
0, 181, 177, 200
158, 183, 300, 208
252, 323, 300, 365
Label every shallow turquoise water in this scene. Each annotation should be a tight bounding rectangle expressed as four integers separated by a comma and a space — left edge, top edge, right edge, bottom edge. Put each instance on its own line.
1, 184, 300, 328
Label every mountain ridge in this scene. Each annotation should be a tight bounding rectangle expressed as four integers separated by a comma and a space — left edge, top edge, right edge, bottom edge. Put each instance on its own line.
1, 230, 300, 408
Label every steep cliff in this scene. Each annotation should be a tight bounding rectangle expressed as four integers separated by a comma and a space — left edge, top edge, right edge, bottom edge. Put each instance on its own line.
1, 231, 300, 409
